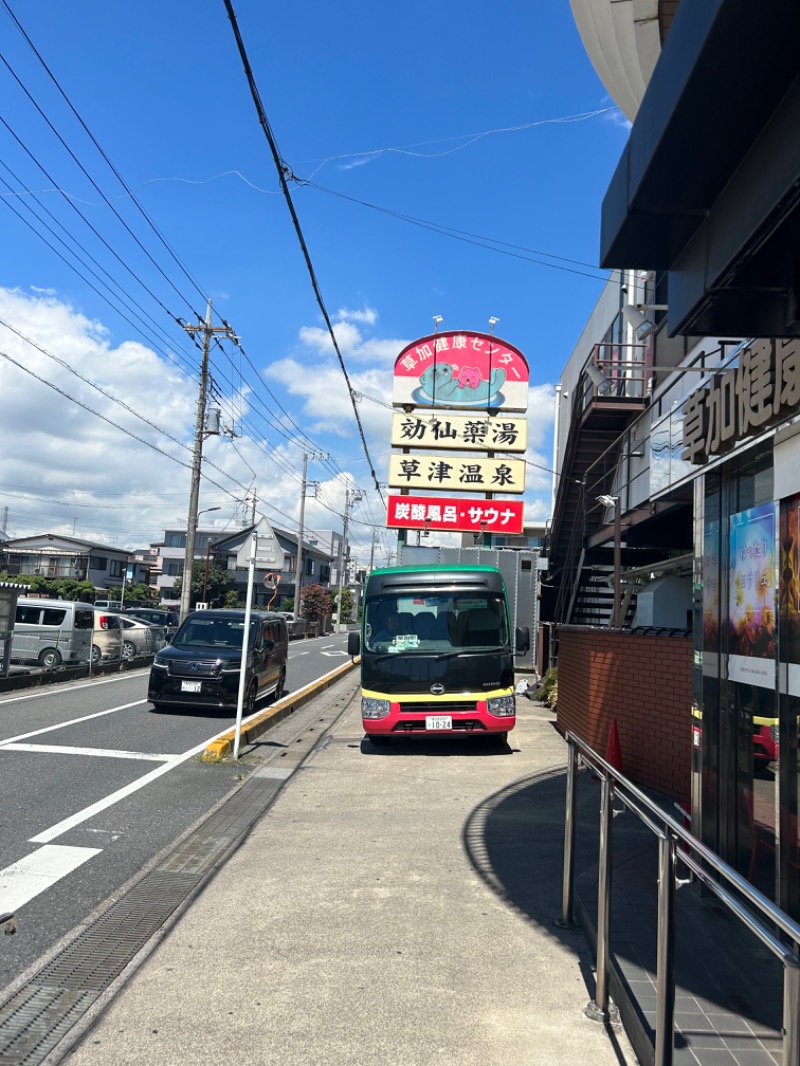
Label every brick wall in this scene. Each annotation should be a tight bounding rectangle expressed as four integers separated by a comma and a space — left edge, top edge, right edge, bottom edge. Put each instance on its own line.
556, 625, 692, 805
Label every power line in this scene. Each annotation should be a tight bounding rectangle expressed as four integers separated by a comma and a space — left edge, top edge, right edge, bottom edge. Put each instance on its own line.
222, 0, 383, 505
299, 178, 617, 283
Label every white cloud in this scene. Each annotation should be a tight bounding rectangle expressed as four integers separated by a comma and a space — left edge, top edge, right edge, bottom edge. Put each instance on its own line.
0, 289, 555, 566
336, 306, 378, 325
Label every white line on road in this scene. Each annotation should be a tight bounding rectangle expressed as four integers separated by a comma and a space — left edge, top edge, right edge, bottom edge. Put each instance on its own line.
0, 844, 102, 911
0, 700, 148, 748
28, 723, 243, 845
0, 671, 148, 706
1, 743, 174, 762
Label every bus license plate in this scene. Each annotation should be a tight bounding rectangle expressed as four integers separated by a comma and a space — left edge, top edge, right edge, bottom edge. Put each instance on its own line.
181, 680, 202, 693
426, 715, 452, 730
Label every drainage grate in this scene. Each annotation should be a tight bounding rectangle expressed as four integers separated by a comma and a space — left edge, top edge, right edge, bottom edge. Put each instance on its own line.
0, 872, 200, 1065
34, 872, 201, 992
0, 986, 99, 1066
0, 676, 358, 1065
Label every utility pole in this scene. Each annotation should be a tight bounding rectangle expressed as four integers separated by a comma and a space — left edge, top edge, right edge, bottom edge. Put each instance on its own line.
336, 485, 364, 632
368, 530, 376, 573
180, 300, 238, 622
295, 452, 327, 617
296, 454, 309, 616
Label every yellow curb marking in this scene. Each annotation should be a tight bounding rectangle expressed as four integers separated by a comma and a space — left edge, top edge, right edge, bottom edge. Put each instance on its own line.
201, 658, 358, 761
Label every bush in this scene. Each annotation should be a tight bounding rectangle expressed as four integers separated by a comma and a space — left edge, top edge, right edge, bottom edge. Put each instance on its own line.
539, 667, 558, 708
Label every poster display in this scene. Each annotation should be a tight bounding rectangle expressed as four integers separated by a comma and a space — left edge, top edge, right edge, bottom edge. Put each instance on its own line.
728, 502, 777, 688
779, 491, 800, 695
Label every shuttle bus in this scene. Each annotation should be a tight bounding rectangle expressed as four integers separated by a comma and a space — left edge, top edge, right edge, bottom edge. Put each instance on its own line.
348, 564, 529, 744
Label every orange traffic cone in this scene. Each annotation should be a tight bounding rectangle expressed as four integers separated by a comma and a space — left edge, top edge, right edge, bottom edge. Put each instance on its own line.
605, 718, 623, 774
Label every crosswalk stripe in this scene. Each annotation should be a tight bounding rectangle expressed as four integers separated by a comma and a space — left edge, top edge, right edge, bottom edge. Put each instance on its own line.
0, 844, 101, 912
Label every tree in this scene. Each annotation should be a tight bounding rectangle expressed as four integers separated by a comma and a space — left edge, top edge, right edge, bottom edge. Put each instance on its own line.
126, 582, 156, 605
299, 583, 331, 623
334, 587, 355, 623
172, 561, 236, 609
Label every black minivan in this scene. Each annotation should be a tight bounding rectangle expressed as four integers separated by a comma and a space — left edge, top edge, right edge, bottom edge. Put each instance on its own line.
147, 609, 288, 713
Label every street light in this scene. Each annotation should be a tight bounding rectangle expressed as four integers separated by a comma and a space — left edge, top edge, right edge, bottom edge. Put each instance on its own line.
597, 495, 622, 629
199, 507, 221, 605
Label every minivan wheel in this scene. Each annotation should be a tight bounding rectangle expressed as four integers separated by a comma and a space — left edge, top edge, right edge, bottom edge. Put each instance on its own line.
91, 644, 102, 666
245, 679, 258, 714
38, 648, 61, 670
122, 640, 136, 660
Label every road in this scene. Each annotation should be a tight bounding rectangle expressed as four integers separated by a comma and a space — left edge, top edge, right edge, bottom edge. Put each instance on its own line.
0, 631, 353, 991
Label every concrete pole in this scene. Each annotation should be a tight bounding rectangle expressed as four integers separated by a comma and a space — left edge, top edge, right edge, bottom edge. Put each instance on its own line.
336, 488, 351, 634
296, 453, 308, 617
180, 300, 213, 624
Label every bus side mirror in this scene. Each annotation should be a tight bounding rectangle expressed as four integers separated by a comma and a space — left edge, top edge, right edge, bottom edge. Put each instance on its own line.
348, 632, 360, 657
515, 626, 530, 654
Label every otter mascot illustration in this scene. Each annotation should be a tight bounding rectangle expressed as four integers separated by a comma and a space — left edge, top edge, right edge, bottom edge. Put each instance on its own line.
418, 362, 506, 405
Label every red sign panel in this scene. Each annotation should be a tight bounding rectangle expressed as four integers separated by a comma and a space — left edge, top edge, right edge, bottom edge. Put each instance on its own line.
387, 494, 524, 535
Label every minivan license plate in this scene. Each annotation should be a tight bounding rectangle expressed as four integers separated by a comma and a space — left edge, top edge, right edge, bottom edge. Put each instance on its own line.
426, 715, 452, 730
181, 680, 202, 693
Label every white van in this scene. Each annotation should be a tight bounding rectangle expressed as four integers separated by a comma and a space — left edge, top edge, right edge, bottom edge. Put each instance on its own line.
11, 599, 95, 669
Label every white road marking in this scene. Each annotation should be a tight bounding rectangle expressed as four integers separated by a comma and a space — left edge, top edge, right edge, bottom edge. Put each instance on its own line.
0, 700, 148, 748
321, 650, 349, 657
0, 844, 102, 911
0, 671, 147, 706
28, 723, 241, 845
2, 743, 173, 762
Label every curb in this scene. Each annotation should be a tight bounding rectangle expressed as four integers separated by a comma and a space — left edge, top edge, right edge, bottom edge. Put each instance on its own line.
201, 656, 360, 760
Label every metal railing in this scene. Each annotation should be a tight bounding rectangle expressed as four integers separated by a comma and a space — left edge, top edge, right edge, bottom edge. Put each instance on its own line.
563, 731, 800, 1066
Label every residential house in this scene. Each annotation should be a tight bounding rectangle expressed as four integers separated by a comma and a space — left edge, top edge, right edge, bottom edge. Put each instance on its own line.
154, 525, 228, 605
207, 518, 335, 611
0, 534, 131, 595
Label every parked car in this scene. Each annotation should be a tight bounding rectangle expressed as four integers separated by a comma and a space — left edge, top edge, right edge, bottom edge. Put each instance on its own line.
121, 607, 180, 642
118, 616, 165, 659
147, 609, 288, 713
94, 600, 123, 610
92, 610, 124, 664
11, 598, 94, 669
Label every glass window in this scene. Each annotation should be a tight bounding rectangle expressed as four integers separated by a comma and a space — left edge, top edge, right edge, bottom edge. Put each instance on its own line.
109, 560, 123, 578
90, 556, 107, 571
16, 605, 41, 624
74, 609, 94, 629
364, 593, 508, 653
42, 609, 67, 626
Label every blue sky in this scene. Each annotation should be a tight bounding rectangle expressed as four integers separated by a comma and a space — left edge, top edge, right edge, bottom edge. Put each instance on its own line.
0, 0, 628, 567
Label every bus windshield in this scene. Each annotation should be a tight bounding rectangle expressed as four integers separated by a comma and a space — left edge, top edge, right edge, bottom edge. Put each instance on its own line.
363, 592, 508, 653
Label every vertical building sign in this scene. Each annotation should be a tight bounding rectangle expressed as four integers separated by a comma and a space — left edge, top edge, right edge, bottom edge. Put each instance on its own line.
388, 330, 530, 536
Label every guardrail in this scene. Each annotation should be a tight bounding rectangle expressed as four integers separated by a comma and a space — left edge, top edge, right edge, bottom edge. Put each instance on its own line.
563, 730, 800, 1066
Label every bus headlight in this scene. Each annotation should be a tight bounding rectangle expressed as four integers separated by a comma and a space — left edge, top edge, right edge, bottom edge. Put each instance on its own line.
362, 697, 390, 719
487, 694, 515, 717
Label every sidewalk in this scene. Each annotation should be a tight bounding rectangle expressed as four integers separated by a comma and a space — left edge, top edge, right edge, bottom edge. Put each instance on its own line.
56, 675, 638, 1066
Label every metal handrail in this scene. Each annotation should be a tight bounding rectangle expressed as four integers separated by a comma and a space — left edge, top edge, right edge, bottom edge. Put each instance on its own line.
563, 730, 800, 1066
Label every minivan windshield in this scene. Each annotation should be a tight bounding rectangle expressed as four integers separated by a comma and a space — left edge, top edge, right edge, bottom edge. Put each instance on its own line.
364, 592, 508, 653
173, 616, 257, 649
